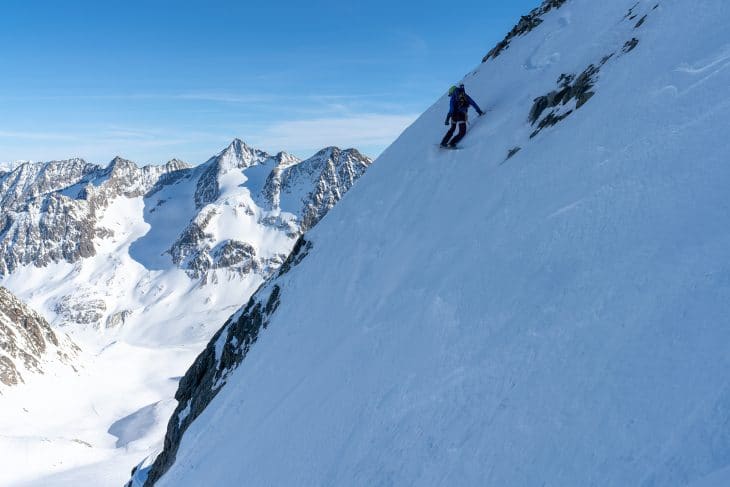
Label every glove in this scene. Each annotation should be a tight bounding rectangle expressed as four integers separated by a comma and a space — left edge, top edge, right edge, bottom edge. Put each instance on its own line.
478, 110, 485, 117
444, 115, 451, 125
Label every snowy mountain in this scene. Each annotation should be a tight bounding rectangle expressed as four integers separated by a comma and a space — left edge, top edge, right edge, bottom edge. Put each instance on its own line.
0, 140, 370, 486
132, 1, 730, 486
0, 286, 79, 388
0, 140, 370, 332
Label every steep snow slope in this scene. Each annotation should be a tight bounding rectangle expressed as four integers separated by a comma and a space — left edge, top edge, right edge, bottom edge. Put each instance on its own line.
139, 1, 730, 486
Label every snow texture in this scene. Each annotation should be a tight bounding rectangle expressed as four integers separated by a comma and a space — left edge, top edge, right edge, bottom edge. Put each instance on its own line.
146, 1, 730, 486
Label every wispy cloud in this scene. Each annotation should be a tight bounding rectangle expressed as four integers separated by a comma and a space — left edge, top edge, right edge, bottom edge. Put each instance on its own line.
0, 85, 422, 164
0, 130, 79, 141
0, 91, 398, 105
247, 113, 419, 155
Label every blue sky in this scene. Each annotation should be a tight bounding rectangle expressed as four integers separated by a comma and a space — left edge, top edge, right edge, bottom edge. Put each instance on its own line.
0, 0, 538, 165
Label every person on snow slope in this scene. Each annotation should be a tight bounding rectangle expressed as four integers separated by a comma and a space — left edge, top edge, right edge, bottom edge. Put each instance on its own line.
440, 83, 484, 148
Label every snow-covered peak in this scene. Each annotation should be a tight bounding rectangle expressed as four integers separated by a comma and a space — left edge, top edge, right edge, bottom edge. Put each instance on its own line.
272, 151, 300, 169
107, 155, 137, 171
215, 138, 270, 171
165, 159, 191, 171
261, 146, 372, 228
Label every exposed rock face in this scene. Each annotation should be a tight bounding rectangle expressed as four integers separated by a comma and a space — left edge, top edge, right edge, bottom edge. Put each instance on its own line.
528, 63, 603, 138
525, 2, 657, 139
268, 147, 372, 232
136, 237, 311, 487
0, 140, 369, 284
0, 286, 79, 387
170, 141, 371, 280
0, 139, 370, 329
482, 0, 568, 62
0, 157, 191, 275
169, 209, 217, 276
106, 310, 132, 328
194, 139, 270, 209
54, 294, 107, 326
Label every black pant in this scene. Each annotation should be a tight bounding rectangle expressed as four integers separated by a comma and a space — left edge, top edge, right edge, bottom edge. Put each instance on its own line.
441, 112, 467, 146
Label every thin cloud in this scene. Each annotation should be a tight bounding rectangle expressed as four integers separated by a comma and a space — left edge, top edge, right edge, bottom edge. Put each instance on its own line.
247, 113, 418, 155
0, 92, 398, 105
0, 130, 78, 141
0, 109, 419, 164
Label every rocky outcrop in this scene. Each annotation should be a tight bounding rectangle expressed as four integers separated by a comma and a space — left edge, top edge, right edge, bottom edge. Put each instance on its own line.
0, 140, 370, 329
170, 144, 371, 281
194, 139, 271, 209
263, 147, 372, 231
54, 294, 107, 326
528, 63, 602, 138
134, 237, 312, 487
526, 3, 657, 139
169, 209, 217, 275
482, 0, 568, 62
291, 148, 371, 231
0, 157, 191, 276
0, 286, 79, 387
0, 193, 100, 274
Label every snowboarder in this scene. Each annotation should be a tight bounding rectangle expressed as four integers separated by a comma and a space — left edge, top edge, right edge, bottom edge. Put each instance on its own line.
440, 83, 484, 149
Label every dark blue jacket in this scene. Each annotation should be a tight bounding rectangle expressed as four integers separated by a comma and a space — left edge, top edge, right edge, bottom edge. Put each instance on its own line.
448, 88, 483, 116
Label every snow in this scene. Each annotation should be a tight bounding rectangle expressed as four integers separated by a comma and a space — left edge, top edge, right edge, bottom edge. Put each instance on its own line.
0, 341, 184, 486
128, 169, 200, 270
154, 1, 730, 486
0, 135, 370, 484
0, 160, 26, 173
176, 401, 191, 428
0, 153, 339, 483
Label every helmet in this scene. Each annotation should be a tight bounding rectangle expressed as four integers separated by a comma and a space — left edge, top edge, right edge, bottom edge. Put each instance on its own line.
448, 85, 457, 95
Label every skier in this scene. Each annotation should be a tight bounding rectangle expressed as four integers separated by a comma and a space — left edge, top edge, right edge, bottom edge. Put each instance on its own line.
440, 83, 484, 149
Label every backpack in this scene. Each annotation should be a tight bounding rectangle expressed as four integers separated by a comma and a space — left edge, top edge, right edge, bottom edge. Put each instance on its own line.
455, 90, 469, 111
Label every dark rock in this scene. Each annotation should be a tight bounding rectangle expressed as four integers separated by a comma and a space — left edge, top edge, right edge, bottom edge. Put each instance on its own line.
212, 240, 256, 269
0, 286, 80, 386
483, 0, 568, 62
623, 38, 640, 53
0, 157, 189, 276
194, 139, 271, 210
506, 147, 522, 160
625, 2, 640, 19
528, 63, 600, 137
176, 146, 368, 282
54, 296, 107, 326
139, 238, 312, 486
